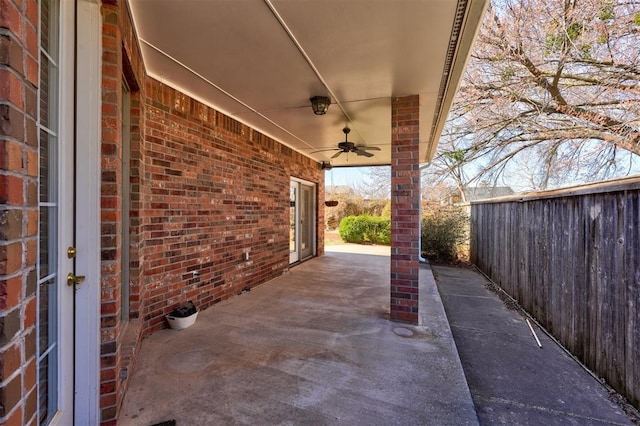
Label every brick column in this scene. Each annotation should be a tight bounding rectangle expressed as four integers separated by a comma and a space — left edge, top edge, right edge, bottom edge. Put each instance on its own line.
390, 95, 420, 324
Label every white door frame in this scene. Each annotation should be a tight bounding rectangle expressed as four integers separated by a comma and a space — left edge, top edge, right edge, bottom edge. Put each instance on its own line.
289, 180, 299, 263
289, 178, 317, 264
45, 2, 99, 424
72, 1, 101, 424
53, 2, 76, 423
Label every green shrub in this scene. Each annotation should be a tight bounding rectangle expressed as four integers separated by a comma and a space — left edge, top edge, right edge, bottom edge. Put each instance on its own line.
421, 207, 469, 262
339, 215, 391, 245
372, 216, 391, 245
339, 215, 366, 243
324, 195, 390, 230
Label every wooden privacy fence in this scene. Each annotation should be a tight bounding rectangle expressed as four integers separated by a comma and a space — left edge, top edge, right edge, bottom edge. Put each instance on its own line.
470, 177, 640, 409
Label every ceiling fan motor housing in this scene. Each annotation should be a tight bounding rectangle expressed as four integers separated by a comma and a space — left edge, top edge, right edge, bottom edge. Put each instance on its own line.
338, 141, 355, 151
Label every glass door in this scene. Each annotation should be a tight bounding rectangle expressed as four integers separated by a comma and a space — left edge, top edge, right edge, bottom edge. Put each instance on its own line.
37, 0, 74, 423
289, 182, 298, 263
300, 184, 314, 260
289, 179, 316, 264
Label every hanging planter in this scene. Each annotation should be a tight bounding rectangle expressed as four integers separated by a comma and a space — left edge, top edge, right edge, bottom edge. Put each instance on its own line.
324, 168, 339, 207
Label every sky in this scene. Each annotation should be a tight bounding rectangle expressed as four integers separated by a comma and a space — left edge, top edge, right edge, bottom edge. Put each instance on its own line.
325, 160, 640, 195
324, 167, 369, 188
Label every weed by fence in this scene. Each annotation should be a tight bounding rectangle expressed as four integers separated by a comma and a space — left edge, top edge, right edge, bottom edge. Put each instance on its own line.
421, 207, 469, 262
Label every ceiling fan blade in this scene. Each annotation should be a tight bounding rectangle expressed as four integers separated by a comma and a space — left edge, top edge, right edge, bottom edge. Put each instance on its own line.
311, 148, 340, 154
362, 146, 381, 151
331, 151, 344, 159
354, 149, 374, 157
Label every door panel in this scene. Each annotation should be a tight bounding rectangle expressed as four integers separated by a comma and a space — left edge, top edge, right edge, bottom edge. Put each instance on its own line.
73, 0, 101, 423
289, 182, 298, 263
300, 184, 314, 260
37, 0, 74, 423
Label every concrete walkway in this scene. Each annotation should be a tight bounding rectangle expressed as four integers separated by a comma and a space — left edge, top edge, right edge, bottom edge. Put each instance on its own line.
433, 265, 637, 426
119, 246, 477, 425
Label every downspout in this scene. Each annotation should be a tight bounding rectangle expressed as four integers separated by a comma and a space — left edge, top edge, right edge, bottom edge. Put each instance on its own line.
418, 163, 431, 263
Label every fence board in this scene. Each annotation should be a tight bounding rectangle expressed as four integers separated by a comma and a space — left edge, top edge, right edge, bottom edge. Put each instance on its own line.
470, 178, 640, 409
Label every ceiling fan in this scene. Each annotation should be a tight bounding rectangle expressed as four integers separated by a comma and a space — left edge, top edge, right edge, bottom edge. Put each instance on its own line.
313, 127, 381, 159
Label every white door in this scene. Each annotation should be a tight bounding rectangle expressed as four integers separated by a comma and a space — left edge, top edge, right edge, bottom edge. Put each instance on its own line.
289, 181, 299, 263
299, 184, 314, 260
37, 1, 100, 424
289, 179, 316, 264
37, 1, 74, 423
73, 1, 101, 423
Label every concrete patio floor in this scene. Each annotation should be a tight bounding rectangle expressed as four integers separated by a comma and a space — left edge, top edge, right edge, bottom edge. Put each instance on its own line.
118, 245, 478, 425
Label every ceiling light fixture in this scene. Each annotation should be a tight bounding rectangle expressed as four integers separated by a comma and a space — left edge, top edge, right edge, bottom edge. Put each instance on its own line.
310, 96, 331, 115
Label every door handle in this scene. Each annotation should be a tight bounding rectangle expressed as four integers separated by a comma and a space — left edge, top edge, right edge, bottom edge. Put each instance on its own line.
67, 273, 86, 287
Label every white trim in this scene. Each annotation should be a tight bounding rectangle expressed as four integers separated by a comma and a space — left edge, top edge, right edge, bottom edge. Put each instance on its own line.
299, 183, 316, 260
56, 0, 75, 423
73, 1, 101, 423
289, 181, 299, 264
289, 179, 317, 263
47, 410, 65, 426
290, 176, 315, 186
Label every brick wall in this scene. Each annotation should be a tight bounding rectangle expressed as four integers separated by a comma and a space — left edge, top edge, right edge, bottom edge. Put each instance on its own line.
100, 1, 148, 424
139, 79, 324, 336
0, 0, 39, 424
390, 95, 420, 324
98, 3, 323, 424
1, 1, 325, 423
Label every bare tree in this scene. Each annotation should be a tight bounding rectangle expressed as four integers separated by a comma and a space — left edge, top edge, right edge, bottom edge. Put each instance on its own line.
424, 133, 476, 201
435, 0, 640, 189
358, 166, 391, 199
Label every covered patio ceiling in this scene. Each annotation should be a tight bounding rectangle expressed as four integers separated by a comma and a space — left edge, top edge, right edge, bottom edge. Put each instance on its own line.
129, 0, 488, 167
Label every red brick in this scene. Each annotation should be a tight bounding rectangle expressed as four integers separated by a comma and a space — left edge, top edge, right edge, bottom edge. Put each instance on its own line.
0, 70, 24, 109
2, 403, 22, 426
25, 238, 35, 265
0, 373, 21, 418
25, 147, 36, 176
0, 241, 22, 274
24, 178, 35, 206
25, 208, 36, 236
390, 311, 418, 323
0, 275, 21, 309
23, 358, 36, 392
23, 294, 35, 328
24, 387, 36, 423
0, 342, 20, 378
24, 0, 37, 27
0, 139, 23, 172
0, 0, 22, 36
25, 52, 37, 86
0, 35, 23, 75
24, 17, 36, 57
101, 301, 117, 315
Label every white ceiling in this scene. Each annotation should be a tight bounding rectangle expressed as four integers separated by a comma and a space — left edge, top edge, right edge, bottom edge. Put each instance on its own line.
129, 0, 487, 167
